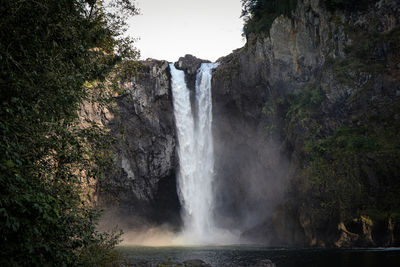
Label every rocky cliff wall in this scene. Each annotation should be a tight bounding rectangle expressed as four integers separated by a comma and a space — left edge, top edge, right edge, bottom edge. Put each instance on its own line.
212, 0, 400, 246
79, 60, 181, 230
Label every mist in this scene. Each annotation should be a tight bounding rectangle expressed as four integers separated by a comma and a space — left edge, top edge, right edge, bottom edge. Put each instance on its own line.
211, 111, 291, 243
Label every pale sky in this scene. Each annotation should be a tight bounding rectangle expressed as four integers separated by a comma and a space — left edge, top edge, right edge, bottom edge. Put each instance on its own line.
127, 0, 246, 62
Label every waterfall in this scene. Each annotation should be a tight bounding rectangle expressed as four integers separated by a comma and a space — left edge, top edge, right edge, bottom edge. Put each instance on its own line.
170, 62, 225, 244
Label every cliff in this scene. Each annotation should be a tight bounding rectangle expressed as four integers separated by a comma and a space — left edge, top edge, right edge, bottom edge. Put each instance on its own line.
77, 0, 400, 247
79, 60, 181, 230
212, 0, 400, 246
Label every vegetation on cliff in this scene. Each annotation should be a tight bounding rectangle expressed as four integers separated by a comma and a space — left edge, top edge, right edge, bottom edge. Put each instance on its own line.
241, 0, 379, 36
241, 0, 297, 37
243, 0, 400, 245
281, 21, 400, 245
0, 0, 138, 265
283, 85, 400, 242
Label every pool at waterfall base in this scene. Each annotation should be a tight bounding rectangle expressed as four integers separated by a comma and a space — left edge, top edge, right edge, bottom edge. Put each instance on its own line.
118, 245, 400, 266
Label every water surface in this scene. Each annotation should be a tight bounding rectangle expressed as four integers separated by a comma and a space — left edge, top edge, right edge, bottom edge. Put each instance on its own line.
118, 245, 400, 266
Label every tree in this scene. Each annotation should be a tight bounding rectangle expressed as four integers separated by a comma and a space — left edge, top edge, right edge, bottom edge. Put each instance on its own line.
241, 0, 297, 37
0, 0, 138, 265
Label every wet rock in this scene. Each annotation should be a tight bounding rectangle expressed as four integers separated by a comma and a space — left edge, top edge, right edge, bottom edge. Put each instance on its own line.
175, 54, 210, 90
335, 222, 360, 247
335, 216, 377, 247
174, 54, 210, 122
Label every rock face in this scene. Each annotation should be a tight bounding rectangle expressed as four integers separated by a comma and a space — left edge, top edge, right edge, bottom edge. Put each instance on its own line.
80, 60, 181, 229
211, 0, 400, 246
211, 46, 291, 236
175, 54, 210, 90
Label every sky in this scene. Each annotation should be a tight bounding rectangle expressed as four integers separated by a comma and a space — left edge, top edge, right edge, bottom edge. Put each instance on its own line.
126, 0, 246, 62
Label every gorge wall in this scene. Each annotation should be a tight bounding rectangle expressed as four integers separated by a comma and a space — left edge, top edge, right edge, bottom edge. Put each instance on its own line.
79, 0, 400, 247
211, 0, 400, 246
79, 60, 181, 230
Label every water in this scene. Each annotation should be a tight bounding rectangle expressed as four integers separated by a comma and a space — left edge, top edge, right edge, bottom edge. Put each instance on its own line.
118, 246, 400, 267
170, 63, 230, 244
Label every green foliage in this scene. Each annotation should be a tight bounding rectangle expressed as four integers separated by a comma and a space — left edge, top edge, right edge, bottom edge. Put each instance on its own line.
241, 0, 380, 37
284, 85, 324, 147
78, 228, 126, 267
302, 120, 400, 225
241, 0, 298, 36
285, 86, 400, 228
268, 4, 400, 241
0, 0, 138, 265
282, 70, 400, 231
262, 97, 278, 136
329, 24, 398, 100
318, 127, 379, 153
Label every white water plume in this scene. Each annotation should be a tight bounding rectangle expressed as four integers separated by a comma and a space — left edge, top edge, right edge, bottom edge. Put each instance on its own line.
170, 63, 237, 244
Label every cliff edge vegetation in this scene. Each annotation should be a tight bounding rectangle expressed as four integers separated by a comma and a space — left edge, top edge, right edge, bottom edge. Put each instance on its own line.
241, 0, 380, 37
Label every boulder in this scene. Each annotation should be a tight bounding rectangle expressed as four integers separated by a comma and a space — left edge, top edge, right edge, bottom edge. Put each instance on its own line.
174, 54, 210, 90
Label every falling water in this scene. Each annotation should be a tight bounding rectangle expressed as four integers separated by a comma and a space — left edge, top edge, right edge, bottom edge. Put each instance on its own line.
170, 62, 234, 244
